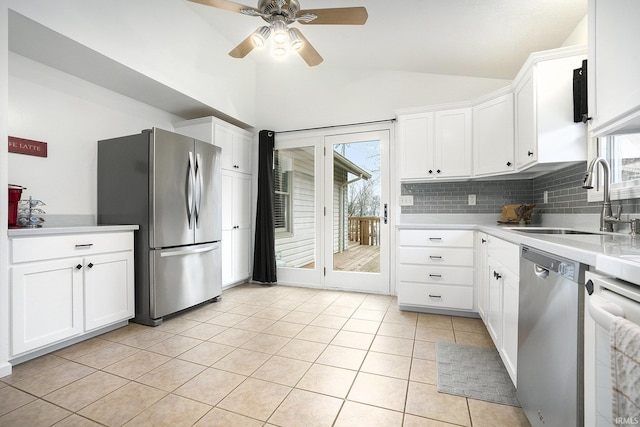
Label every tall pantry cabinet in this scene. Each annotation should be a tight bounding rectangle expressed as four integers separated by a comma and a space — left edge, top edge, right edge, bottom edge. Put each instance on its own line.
174, 117, 254, 287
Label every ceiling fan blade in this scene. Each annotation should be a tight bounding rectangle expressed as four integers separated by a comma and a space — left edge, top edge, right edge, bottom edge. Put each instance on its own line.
187, 0, 260, 15
298, 7, 368, 25
228, 34, 256, 58
295, 31, 323, 66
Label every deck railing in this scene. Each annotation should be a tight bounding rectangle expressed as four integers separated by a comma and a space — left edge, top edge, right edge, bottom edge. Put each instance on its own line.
348, 216, 380, 246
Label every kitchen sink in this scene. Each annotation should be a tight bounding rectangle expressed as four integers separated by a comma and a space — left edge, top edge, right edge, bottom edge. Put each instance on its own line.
507, 227, 607, 235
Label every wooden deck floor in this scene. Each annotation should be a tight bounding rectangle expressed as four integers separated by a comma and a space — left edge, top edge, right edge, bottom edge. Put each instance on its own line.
302, 242, 380, 273
334, 242, 380, 273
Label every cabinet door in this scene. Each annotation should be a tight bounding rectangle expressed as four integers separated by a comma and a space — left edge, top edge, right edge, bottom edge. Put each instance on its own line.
235, 173, 252, 230
84, 252, 134, 332
233, 227, 251, 283
11, 258, 83, 356
515, 72, 536, 169
221, 172, 234, 231
398, 113, 434, 180
590, 0, 640, 134
214, 125, 235, 171
234, 134, 253, 174
473, 94, 515, 176
475, 232, 489, 321
486, 257, 503, 347
435, 108, 472, 178
221, 229, 234, 285
501, 268, 519, 385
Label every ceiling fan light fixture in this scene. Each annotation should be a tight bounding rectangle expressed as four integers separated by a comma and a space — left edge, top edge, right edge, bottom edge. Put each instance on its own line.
272, 19, 288, 44
288, 28, 304, 50
272, 45, 288, 56
252, 26, 271, 47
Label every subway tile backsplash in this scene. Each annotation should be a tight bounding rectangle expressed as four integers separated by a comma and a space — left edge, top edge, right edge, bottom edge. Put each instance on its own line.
401, 162, 640, 215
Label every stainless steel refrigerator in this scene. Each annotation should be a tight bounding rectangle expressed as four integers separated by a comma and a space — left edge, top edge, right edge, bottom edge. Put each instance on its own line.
98, 128, 222, 326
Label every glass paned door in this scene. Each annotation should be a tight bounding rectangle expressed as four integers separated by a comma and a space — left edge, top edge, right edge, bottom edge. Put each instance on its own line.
324, 130, 390, 293
273, 137, 322, 287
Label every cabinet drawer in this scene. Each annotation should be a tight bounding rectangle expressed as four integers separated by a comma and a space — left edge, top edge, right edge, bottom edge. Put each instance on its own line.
487, 236, 519, 274
398, 264, 474, 285
398, 229, 473, 247
11, 232, 133, 264
398, 247, 474, 266
398, 282, 474, 310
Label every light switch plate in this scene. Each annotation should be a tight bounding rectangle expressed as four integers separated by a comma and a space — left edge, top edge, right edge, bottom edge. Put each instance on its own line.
400, 195, 414, 206
468, 194, 476, 205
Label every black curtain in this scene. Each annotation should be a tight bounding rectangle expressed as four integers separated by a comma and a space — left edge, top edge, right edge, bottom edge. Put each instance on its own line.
252, 130, 277, 284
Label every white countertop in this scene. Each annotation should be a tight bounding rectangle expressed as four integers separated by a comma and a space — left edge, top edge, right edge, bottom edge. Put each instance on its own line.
7, 214, 139, 237
8, 224, 139, 237
397, 220, 640, 285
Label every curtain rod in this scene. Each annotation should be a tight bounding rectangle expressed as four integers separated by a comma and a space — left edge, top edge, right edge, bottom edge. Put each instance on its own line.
275, 118, 396, 134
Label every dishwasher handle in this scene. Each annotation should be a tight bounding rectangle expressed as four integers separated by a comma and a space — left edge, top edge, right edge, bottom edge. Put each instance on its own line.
534, 264, 549, 279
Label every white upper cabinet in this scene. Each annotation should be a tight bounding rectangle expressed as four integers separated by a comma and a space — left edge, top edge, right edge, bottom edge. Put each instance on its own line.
473, 93, 515, 177
398, 113, 434, 181
434, 108, 473, 178
214, 125, 252, 174
588, 0, 640, 136
173, 116, 254, 174
514, 47, 588, 170
398, 107, 472, 181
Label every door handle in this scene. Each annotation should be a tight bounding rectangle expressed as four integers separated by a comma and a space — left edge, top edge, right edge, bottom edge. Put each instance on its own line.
187, 151, 195, 229
160, 243, 220, 257
194, 153, 203, 227
383, 203, 388, 224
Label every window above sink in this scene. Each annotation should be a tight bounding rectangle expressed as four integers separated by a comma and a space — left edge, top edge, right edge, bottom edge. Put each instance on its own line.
588, 133, 640, 202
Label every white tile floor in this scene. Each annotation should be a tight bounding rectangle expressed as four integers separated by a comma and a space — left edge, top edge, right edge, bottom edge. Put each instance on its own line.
0, 283, 531, 426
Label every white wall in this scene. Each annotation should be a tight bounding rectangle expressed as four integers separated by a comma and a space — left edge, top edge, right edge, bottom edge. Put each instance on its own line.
8, 53, 183, 215
8, 0, 257, 126
254, 62, 512, 131
562, 14, 588, 47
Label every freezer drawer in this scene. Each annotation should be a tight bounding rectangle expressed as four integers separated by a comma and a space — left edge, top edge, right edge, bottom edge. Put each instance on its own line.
150, 242, 221, 319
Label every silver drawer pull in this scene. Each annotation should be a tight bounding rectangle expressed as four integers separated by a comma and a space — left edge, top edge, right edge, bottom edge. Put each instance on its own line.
429, 256, 442, 260
429, 294, 442, 299
429, 237, 442, 241
75, 244, 94, 249
429, 274, 442, 278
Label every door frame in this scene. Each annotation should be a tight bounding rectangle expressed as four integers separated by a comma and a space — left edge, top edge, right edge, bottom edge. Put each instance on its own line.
323, 129, 390, 294
273, 122, 395, 295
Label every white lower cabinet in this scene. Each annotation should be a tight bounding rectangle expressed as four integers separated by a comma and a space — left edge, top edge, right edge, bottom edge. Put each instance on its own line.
84, 251, 134, 332
221, 171, 252, 286
11, 258, 84, 356
9, 231, 134, 359
397, 229, 475, 313
484, 235, 520, 385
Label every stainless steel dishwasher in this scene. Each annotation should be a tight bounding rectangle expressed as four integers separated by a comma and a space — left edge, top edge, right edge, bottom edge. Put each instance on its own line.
518, 246, 586, 427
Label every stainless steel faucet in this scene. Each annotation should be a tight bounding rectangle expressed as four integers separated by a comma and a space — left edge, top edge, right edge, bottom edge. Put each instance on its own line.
582, 157, 617, 232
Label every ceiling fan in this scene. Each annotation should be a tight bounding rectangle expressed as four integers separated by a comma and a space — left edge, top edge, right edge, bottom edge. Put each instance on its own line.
188, 0, 368, 66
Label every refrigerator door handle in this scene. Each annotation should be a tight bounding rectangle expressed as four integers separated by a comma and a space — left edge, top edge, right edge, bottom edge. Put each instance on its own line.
159, 242, 220, 257
187, 151, 196, 229
195, 152, 203, 227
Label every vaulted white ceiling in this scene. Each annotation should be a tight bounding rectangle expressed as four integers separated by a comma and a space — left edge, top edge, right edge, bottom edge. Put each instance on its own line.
189, 0, 587, 80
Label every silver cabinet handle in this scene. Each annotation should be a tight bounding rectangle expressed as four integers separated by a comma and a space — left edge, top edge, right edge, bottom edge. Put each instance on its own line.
429, 255, 442, 260
429, 294, 442, 299
75, 244, 93, 249
429, 237, 442, 241
429, 274, 442, 278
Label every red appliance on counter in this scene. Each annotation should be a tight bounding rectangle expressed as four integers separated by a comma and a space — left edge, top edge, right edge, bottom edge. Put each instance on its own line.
8, 184, 25, 227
